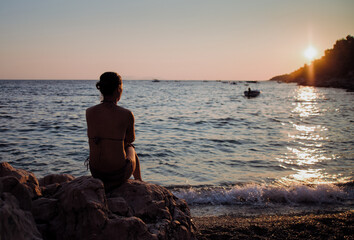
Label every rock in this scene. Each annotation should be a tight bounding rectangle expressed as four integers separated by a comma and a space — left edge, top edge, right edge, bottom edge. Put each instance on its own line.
0, 192, 42, 240
0, 162, 196, 240
0, 176, 33, 211
107, 180, 196, 240
38, 174, 75, 198
40, 183, 62, 197
32, 198, 58, 222
36, 176, 158, 240
107, 197, 132, 216
0, 162, 41, 199
47, 176, 109, 239
39, 173, 75, 186
102, 216, 158, 240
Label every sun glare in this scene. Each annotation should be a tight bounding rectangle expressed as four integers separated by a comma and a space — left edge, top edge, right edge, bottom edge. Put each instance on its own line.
304, 46, 318, 61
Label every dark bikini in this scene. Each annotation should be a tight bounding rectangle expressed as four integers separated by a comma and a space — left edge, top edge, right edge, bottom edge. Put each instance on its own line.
86, 137, 135, 190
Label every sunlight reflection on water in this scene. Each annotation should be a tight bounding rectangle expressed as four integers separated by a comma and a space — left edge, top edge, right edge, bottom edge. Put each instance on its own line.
279, 86, 341, 184
292, 87, 321, 117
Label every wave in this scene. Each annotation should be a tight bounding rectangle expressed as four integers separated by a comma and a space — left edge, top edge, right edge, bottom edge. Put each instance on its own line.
170, 182, 353, 206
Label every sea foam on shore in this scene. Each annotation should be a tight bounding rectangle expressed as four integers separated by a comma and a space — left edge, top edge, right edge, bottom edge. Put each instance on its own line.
170, 182, 353, 216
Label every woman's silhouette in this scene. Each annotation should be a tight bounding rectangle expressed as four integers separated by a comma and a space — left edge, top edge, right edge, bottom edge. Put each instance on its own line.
86, 72, 142, 190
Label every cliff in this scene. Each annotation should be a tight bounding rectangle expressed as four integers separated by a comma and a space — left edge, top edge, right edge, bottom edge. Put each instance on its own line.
0, 162, 196, 240
270, 35, 354, 91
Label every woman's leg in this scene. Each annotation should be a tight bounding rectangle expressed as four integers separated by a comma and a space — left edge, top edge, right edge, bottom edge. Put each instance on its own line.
133, 153, 142, 181
126, 146, 142, 181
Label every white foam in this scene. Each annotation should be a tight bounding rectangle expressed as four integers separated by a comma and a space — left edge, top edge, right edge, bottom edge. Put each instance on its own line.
172, 183, 350, 206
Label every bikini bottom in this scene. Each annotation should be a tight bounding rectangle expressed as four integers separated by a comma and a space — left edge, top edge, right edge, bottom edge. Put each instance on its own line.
90, 158, 133, 191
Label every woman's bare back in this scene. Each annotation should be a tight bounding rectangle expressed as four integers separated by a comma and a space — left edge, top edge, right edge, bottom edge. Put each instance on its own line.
86, 102, 135, 172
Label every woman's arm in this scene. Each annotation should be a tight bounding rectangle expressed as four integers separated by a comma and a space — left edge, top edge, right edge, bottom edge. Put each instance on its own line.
125, 111, 135, 144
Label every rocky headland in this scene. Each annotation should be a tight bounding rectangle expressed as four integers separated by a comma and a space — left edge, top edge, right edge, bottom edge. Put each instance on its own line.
270, 35, 354, 91
0, 162, 196, 240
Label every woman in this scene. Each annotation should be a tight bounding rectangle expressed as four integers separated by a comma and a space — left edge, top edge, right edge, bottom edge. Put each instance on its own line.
86, 72, 142, 190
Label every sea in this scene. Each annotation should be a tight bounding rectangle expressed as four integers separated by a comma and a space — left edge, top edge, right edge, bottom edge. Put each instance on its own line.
0, 80, 353, 216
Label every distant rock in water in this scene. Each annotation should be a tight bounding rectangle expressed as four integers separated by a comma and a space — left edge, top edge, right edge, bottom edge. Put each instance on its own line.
270, 35, 354, 91
0, 162, 196, 240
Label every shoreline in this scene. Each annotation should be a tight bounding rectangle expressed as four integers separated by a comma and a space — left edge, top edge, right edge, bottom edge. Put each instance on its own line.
193, 210, 353, 239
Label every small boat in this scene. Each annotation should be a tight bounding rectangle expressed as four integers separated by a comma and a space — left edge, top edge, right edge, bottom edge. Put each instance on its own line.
152, 79, 160, 82
244, 89, 260, 98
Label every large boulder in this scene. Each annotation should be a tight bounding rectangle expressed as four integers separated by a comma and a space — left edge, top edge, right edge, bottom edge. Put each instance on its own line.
0, 176, 34, 211
108, 180, 195, 240
0, 162, 196, 240
0, 192, 42, 240
0, 162, 41, 199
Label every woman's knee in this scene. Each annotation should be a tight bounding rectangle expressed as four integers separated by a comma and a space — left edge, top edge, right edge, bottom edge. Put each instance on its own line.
126, 146, 136, 160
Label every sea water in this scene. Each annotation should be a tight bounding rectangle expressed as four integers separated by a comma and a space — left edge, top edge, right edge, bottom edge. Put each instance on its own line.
0, 80, 353, 216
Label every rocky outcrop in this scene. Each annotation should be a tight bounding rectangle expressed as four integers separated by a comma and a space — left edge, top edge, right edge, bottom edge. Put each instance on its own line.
0, 162, 196, 240
270, 35, 354, 91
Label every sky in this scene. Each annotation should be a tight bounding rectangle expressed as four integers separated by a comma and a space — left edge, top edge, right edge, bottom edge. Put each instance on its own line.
0, 0, 353, 81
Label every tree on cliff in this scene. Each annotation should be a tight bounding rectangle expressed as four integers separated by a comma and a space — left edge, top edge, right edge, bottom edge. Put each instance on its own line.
271, 35, 354, 91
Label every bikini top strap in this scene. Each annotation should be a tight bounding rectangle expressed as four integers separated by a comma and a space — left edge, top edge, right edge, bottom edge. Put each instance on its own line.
89, 137, 124, 144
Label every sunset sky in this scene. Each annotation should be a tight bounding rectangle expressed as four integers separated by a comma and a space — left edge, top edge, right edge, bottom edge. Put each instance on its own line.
1, 0, 353, 80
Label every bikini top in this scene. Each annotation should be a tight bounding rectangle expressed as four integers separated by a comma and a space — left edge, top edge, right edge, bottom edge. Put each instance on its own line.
89, 137, 135, 150
89, 137, 124, 145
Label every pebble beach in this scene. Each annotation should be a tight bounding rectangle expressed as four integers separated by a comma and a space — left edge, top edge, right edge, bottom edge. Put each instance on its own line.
194, 210, 353, 240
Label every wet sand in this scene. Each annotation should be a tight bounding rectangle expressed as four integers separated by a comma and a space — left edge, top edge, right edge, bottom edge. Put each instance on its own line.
193, 210, 353, 240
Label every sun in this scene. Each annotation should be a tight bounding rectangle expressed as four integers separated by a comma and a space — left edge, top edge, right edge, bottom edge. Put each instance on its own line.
304, 46, 318, 61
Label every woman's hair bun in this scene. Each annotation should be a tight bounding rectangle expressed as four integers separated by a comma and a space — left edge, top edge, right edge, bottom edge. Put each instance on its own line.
96, 72, 122, 96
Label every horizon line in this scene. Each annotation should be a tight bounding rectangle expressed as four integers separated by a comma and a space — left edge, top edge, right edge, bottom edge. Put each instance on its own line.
0, 79, 269, 81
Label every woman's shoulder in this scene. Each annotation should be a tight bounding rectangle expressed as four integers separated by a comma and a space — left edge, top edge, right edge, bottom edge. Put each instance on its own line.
86, 104, 100, 114
86, 104, 134, 120
116, 106, 134, 118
